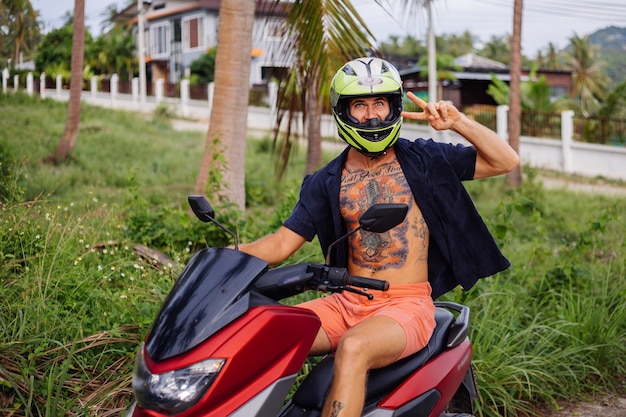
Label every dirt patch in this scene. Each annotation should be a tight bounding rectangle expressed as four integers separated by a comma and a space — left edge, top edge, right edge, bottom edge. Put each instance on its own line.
536, 395, 626, 417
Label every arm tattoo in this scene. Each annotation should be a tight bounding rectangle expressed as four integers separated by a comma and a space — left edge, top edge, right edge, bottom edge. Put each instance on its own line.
330, 400, 345, 417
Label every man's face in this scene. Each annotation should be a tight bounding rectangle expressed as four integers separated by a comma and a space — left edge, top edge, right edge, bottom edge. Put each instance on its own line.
348, 96, 390, 123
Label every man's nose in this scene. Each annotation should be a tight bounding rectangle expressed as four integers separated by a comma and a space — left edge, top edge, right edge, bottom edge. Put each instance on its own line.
365, 105, 379, 119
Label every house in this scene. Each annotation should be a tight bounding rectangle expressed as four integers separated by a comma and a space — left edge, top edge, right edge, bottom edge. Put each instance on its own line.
398, 53, 573, 108
114, 0, 291, 86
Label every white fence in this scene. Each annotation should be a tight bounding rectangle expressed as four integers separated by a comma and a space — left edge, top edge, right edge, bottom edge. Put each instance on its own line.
3, 70, 626, 182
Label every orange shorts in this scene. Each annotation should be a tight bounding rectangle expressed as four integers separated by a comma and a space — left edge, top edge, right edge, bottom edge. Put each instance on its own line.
297, 282, 436, 359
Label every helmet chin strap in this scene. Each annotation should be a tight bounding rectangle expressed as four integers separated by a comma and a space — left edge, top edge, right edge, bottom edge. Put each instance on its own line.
353, 146, 387, 160
369, 151, 387, 160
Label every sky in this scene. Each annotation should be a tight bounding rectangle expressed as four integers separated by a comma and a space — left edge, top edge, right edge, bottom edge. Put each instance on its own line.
32, 0, 626, 57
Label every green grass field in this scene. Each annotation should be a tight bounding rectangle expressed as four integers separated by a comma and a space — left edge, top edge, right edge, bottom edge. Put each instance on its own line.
1, 92, 624, 416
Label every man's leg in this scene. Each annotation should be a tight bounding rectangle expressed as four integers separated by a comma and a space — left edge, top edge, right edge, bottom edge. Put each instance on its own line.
321, 315, 406, 417
309, 327, 332, 356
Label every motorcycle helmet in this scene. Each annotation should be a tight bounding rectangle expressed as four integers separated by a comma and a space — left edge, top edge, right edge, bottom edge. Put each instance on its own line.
330, 57, 403, 155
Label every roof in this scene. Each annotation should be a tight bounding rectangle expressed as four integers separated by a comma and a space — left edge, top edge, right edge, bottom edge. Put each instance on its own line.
198, 0, 289, 15
454, 53, 507, 70
398, 52, 508, 77
114, 0, 289, 23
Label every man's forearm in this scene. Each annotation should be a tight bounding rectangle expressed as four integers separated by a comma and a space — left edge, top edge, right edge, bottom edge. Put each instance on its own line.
238, 226, 306, 266
452, 114, 520, 178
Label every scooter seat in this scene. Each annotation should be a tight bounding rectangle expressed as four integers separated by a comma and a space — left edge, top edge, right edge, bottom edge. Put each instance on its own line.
291, 307, 455, 410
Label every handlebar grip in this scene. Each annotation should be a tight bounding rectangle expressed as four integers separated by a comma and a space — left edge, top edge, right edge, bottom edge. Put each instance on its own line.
347, 275, 390, 291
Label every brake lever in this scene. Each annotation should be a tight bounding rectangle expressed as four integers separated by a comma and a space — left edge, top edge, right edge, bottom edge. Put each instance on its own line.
324, 285, 374, 300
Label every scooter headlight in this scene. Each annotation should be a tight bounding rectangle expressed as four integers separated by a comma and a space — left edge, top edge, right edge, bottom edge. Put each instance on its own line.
132, 343, 225, 415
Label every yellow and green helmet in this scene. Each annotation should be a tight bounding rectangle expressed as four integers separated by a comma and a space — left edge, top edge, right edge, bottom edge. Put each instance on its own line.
330, 57, 403, 155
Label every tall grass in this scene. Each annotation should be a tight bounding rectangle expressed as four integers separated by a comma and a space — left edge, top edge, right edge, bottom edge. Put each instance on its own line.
1, 93, 625, 416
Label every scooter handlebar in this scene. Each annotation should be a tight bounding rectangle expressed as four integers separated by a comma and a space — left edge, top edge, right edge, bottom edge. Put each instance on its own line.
323, 266, 389, 292
346, 275, 390, 291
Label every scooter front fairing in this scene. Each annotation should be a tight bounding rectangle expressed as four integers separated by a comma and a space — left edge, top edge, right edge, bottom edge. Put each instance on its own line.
129, 248, 321, 416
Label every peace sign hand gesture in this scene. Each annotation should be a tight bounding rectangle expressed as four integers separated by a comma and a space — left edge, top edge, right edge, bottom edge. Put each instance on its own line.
401, 91, 463, 131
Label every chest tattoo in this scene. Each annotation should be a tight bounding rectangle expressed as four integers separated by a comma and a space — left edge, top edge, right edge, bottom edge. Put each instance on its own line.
340, 158, 414, 270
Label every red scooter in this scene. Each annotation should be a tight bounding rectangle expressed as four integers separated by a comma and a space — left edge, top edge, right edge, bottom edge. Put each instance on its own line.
125, 196, 479, 417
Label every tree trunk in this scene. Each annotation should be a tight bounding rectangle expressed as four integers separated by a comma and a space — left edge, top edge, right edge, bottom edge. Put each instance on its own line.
194, 0, 255, 210
305, 76, 322, 174
507, 0, 523, 188
52, 0, 85, 163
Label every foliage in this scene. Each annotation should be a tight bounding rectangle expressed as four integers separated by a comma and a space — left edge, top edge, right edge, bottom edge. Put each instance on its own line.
478, 33, 512, 65
0, 0, 41, 64
34, 24, 94, 74
379, 34, 427, 63
151, 101, 177, 121
486, 68, 573, 113
588, 26, 626, 88
482, 33, 616, 119
379, 31, 475, 66
41, 62, 71, 81
417, 53, 460, 81
189, 47, 217, 85
88, 25, 136, 79
0, 138, 23, 203
457, 173, 626, 416
598, 50, 626, 90
564, 34, 610, 116
437, 31, 475, 58
33, 19, 135, 80
598, 80, 626, 120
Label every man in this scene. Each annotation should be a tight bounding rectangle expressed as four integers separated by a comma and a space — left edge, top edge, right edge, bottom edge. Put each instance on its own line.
239, 57, 519, 417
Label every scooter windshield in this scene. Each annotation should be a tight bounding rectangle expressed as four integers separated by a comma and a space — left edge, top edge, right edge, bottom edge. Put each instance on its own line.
145, 247, 269, 361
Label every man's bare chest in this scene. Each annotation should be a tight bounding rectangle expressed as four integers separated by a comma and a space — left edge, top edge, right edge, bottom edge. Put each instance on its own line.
340, 156, 413, 216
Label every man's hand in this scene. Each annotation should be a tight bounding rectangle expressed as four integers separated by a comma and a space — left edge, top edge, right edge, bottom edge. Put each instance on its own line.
401, 91, 520, 179
401, 91, 462, 131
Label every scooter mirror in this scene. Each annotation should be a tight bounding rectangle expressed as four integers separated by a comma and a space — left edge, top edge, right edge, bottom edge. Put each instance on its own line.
324, 203, 409, 265
188, 195, 215, 222
187, 195, 240, 249
359, 203, 409, 233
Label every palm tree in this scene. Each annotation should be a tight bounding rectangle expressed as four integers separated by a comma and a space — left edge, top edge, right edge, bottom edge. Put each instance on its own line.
99, 3, 123, 34
194, 0, 256, 210
272, 0, 376, 176
1, 0, 40, 65
90, 25, 136, 78
436, 31, 475, 58
506, 0, 523, 189
416, 53, 460, 101
542, 42, 563, 70
565, 34, 609, 116
398, 34, 427, 58
50, 0, 85, 163
596, 80, 626, 144
381, 35, 402, 52
479, 34, 512, 65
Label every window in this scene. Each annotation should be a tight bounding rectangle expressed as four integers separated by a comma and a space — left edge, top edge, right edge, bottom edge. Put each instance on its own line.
151, 23, 170, 56
264, 19, 285, 40
183, 16, 205, 51
550, 85, 568, 101
173, 19, 182, 43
